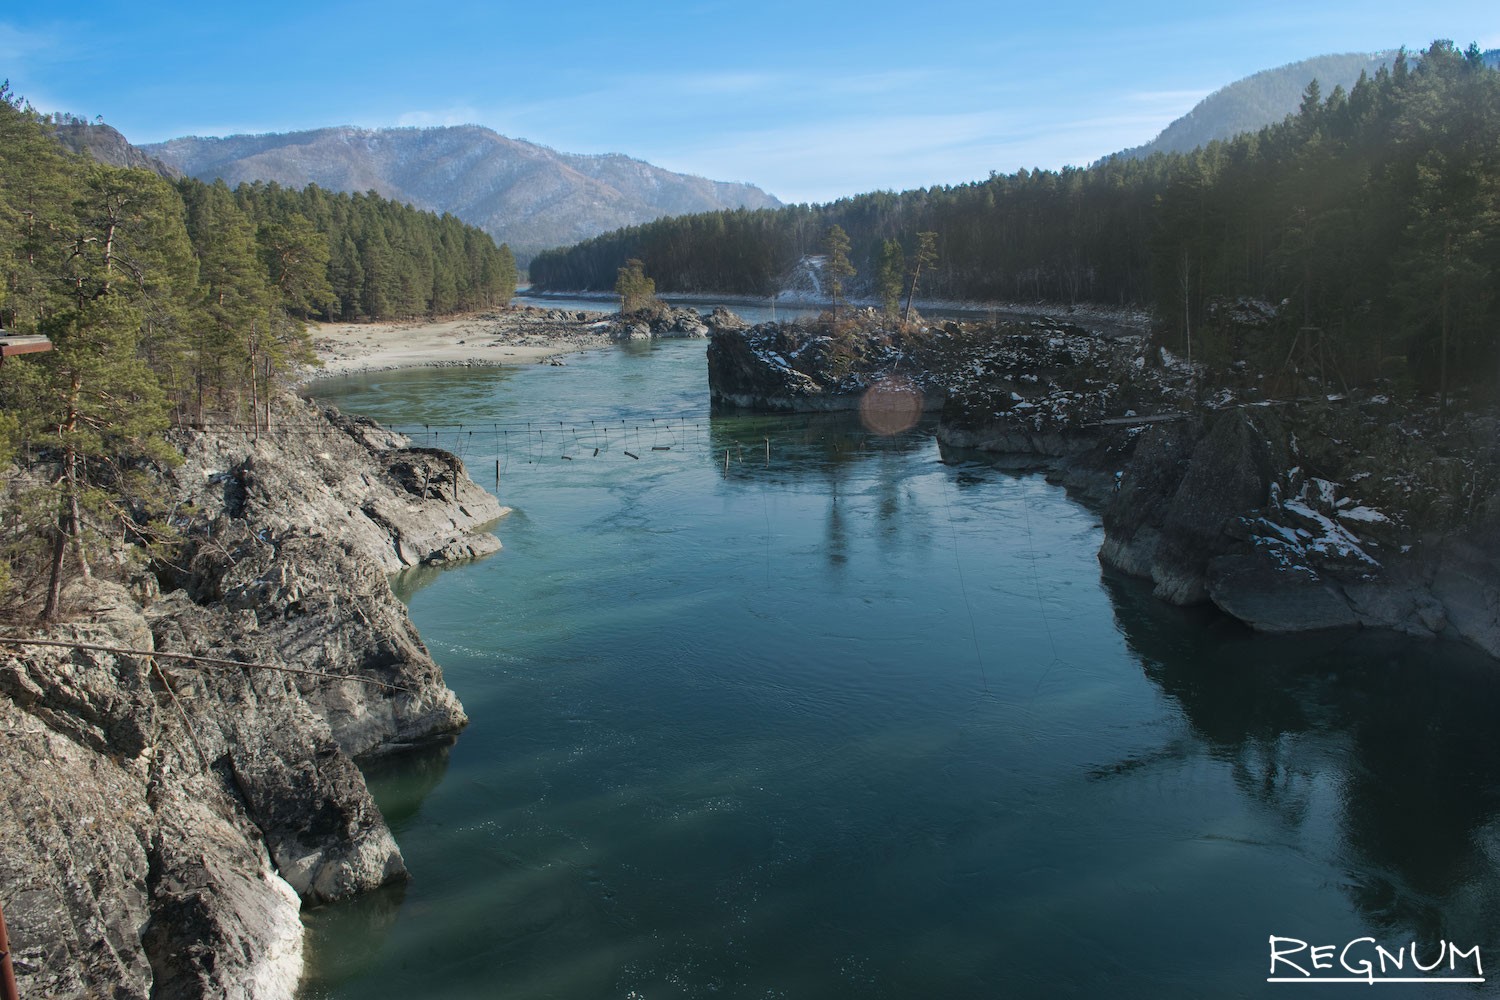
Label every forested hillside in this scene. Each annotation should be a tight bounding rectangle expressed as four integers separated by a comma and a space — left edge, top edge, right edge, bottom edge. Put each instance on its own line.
532, 41, 1500, 396
220, 180, 519, 321
0, 86, 516, 619
1117, 50, 1400, 159
146, 126, 783, 266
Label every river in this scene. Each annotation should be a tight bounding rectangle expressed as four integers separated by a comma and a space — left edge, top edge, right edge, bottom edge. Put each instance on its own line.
300, 340, 1500, 998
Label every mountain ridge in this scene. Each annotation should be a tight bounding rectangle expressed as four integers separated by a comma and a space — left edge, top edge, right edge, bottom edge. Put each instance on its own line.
143, 125, 782, 264
1119, 46, 1500, 160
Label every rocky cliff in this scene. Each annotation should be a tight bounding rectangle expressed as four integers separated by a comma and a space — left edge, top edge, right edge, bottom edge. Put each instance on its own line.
0, 395, 505, 998
707, 318, 1500, 657
51, 121, 182, 179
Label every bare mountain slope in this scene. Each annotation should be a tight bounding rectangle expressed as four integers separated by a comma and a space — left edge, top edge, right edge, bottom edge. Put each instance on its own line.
1119, 51, 1401, 159
144, 125, 781, 263
1120, 48, 1500, 160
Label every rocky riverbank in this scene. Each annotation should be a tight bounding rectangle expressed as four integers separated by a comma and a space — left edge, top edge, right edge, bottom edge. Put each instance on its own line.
0, 395, 505, 998
707, 317, 1500, 657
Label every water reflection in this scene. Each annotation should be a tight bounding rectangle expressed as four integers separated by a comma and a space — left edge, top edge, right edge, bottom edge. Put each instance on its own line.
299, 882, 409, 997
705, 410, 935, 470
304, 344, 1500, 998
1101, 569, 1500, 961
299, 743, 456, 997
360, 739, 458, 834
706, 410, 942, 577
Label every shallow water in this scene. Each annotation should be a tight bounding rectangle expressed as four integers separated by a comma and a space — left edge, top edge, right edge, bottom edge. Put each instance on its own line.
301, 341, 1500, 998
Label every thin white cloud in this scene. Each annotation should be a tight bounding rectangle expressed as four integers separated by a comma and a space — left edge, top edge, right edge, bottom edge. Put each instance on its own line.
820, 69, 940, 97
395, 106, 484, 128
651, 110, 1032, 203
0, 21, 56, 61
1125, 88, 1212, 105
648, 90, 1197, 204
147, 121, 300, 141
672, 71, 784, 95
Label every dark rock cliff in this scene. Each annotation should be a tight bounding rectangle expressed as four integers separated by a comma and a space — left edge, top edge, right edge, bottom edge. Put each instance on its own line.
0, 396, 506, 998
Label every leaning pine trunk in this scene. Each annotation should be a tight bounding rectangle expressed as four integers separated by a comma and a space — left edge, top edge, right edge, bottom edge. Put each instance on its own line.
42, 449, 88, 621
41, 379, 90, 621
41, 495, 68, 622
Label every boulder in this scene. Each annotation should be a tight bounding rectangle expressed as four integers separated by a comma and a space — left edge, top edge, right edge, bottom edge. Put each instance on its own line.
1101, 411, 1290, 606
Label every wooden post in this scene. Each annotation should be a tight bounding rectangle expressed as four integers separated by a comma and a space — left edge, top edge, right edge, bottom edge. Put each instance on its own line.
495, 460, 501, 488
0, 897, 22, 1000
724, 448, 730, 472
765, 436, 770, 466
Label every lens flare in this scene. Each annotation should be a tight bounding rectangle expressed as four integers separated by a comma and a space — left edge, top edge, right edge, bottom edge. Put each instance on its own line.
859, 376, 923, 436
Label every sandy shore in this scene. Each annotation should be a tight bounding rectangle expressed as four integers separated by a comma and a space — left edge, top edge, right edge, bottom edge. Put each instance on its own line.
301, 307, 616, 382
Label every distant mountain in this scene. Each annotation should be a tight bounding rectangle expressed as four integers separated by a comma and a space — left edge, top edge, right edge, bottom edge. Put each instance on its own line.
52, 120, 181, 179
144, 126, 782, 264
1119, 51, 1402, 159
1120, 48, 1500, 161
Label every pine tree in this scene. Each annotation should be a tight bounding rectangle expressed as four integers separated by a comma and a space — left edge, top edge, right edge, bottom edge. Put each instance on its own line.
903, 232, 938, 323
182, 180, 274, 419
24, 295, 172, 619
823, 225, 855, 323
329, 233, 364, 319
615, 258, 656, 313
877, 239, 905, 317
3, 158, 185, 619
258, 212, 333, 318
359, 222, 396, 319
495, 243, 518, 305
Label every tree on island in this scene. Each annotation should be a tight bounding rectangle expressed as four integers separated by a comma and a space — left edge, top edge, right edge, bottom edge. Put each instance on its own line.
903, 231, 938, 324
823, 225, 855, 323
877, 239, 905, 318
615, 257, 657, 313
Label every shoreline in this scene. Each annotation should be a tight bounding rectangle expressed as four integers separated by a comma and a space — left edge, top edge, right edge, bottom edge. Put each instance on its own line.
518, 288, 1153, 333
297, 295, 1153, 386
300, 306, 617, 383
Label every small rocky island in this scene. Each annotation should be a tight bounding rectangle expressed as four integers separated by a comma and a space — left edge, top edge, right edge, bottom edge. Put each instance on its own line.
708, 313, 1500, 655
0, 396, 503, 998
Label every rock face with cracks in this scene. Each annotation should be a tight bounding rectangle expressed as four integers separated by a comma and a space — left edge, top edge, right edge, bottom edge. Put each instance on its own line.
0, 395, 505, 998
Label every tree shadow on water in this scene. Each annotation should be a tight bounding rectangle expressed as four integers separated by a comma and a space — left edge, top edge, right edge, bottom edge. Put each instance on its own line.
1100, 568, 1500, 956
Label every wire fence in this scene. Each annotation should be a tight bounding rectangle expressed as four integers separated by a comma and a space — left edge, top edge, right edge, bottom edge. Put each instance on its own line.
186, 411, 932, 479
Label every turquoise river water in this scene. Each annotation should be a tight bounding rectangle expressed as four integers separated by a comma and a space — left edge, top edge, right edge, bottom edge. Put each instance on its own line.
300, 340, 1500, 998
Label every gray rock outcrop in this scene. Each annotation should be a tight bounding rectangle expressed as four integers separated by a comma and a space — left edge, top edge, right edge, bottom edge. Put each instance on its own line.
706, 320, 959, 412
0, 395, 507, 998
608, 304, 746, 342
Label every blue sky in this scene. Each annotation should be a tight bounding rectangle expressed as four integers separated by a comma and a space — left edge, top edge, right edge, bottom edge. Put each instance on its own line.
3, 1, 1496, 204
